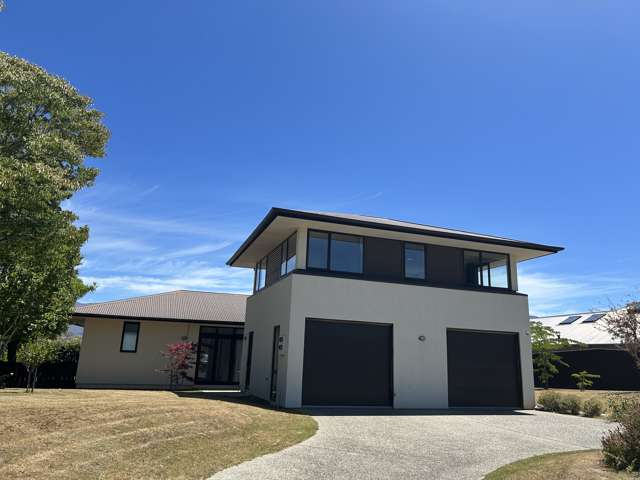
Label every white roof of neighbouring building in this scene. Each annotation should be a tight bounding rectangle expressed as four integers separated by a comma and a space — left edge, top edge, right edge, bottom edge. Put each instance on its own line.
534, 311, 616, 345
74, 290, 248, 324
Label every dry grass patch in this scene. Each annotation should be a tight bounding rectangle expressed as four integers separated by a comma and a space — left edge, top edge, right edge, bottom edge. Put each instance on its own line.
484, 450, 638, 480
0, 388, 317, 480
535, 389, 640, 414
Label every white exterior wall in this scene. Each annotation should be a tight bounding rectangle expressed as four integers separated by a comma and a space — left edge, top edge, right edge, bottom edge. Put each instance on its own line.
77, 318, 207, 388
241, 275, 293, 404
283, 273, 534, 409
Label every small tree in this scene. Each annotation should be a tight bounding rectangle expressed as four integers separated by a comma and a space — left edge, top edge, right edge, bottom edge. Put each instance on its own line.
159, 342, 196, 390
571, 370, 600, 391
16, 338, 57, 392
530, 321, 578, 388
604, 301, 640, 371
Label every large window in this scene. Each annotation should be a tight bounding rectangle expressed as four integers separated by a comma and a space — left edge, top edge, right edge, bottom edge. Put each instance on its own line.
120, 321, 139, 352
404, 243, 426, 280
463, 250, 510, 289
254, 233, 297, 293
307, 231, 329, 269
307, 230, 363, 274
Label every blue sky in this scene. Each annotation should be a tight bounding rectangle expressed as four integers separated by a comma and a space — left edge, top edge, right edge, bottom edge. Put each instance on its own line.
2, 1, 639, 316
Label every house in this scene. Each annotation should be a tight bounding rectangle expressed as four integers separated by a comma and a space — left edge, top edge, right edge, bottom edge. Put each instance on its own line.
73, 290, 247, 388
228, 208, 563, 409
534, 311, 640, 390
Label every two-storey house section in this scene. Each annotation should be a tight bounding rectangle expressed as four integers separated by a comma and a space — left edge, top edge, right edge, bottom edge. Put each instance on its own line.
227, 208, 563, 409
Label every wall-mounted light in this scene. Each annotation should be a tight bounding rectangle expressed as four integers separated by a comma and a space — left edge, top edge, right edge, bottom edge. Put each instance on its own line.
418, 335, 426, 342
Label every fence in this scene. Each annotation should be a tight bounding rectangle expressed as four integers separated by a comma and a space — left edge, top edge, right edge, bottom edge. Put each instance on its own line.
0, 361, 78, 388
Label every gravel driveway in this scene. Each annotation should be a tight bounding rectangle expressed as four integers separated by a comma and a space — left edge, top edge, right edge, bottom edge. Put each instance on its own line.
211, 409, 612, 480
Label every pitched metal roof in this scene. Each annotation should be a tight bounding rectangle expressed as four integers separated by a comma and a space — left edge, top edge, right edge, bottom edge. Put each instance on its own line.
227, 207, 564, 266
535, 311, 615, 345
74, 290, 247, 324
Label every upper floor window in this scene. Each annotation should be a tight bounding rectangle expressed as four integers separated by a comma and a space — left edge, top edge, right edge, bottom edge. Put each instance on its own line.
307, 230, 363, 274
280, 233, 297, 276
404, 243, 426, 280
254, 233, 297, 293
255, 257, 266, 291
463, 250, 510, 289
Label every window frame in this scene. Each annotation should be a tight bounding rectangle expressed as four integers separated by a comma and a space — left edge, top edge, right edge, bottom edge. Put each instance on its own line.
462, 249, 512, 290
306, 229, 364, 275
253, 232, 297, 293
120, 321, 140, 353
402, 242, 427, 281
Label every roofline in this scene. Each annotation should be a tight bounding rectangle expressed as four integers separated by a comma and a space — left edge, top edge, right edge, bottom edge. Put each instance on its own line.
75, 289, 249, 308
72, 312, 244, 326
226, 207, 565, 266
533, 310, 609, 320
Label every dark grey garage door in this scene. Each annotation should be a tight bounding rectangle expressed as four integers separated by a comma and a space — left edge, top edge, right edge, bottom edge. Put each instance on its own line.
447, 329, 522, 408
302, 318, 393, 406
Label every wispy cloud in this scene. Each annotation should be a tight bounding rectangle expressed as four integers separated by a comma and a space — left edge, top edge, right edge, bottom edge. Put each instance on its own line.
82, 266, 253, 297
519, 267, 638, 316
165, 242, 232, 259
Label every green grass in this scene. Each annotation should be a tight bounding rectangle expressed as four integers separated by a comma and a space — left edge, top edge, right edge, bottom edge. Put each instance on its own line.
484, 450, 638, 480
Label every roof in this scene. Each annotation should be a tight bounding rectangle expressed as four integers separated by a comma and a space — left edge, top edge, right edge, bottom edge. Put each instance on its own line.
535, 311, 616, 345
227, 208, 564, 266
73, 290, 247, 324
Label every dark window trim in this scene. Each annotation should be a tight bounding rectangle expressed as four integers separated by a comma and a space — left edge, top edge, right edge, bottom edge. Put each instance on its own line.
306, 229, 364, 275
120, 321, 140, 353
291, 268, 524, 296
402, 241, 427, 281
462, 248, 512, 290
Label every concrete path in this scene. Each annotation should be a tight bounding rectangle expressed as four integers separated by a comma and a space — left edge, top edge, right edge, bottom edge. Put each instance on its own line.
211, 409, 612, 480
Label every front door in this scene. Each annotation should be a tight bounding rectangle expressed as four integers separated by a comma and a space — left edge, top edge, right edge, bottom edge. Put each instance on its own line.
195, 326, 244, 385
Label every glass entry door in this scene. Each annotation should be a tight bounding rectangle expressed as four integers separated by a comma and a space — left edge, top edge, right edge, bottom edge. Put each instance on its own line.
195, 326, 244, 385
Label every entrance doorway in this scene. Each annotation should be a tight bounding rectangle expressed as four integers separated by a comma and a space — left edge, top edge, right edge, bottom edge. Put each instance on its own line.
195, 326, 244, 385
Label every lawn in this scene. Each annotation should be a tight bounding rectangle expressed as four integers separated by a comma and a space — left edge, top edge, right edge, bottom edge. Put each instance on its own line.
484, 450, 637, 480
0, 388, 317, 480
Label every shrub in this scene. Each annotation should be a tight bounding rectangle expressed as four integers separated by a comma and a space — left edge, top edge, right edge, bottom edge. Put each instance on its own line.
608, 396, 639, 423
582, 398, 603, 417
560, 395, 581, 415
538, 391, 563, 412
602, 400, 640, 472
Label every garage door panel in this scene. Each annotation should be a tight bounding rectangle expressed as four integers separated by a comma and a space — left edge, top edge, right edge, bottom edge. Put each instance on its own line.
447, 329, 522, 408
302, 319, 392, 406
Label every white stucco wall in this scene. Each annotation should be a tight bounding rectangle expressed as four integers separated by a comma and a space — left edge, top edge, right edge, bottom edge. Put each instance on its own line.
241, 276, 293, 404
282, 273, 534, 409
76, 317, 205, 388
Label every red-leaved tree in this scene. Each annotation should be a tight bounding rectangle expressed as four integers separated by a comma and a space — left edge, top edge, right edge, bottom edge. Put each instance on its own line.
159, 342, 197, 390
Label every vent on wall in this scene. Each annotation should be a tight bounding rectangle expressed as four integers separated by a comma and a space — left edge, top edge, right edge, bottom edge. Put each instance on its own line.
582, 313, 605, 323
559, 315, 582, 325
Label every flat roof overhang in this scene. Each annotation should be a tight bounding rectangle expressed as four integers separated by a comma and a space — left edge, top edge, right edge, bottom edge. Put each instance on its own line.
227, 208, 564, 268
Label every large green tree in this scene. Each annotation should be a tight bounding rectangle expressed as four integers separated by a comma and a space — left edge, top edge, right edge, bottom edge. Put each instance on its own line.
0, 52, 109, 356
